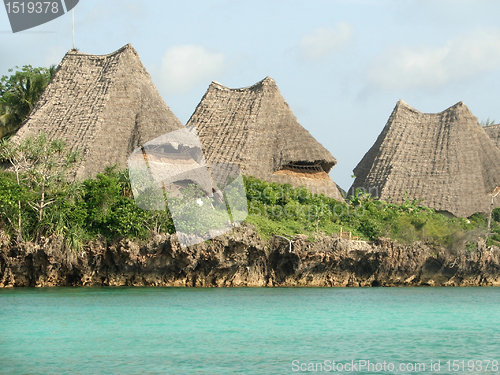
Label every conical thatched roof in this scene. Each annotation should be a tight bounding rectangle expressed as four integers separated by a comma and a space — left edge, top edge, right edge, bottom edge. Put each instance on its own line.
484, 123, 500, 149
186, 77, 344, 200
349, 100, 500, 217
11, 44, 183, 179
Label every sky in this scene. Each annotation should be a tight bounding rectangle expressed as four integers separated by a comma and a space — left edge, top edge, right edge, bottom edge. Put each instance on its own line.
2, 0, 500, 191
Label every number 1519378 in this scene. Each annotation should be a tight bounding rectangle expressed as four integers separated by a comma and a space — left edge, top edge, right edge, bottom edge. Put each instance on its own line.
5, 2, 59, 14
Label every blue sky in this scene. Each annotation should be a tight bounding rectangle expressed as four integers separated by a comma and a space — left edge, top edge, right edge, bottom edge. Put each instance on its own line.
2, 0, 500, 190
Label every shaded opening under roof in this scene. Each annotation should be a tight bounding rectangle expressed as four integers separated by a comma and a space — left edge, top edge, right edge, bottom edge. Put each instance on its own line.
279, 160, 335, 173
273, 161, 332, 181
283, 161, 324, 172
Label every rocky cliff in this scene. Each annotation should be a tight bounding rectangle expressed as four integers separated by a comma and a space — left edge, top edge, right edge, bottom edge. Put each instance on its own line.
1, 225, 500, 287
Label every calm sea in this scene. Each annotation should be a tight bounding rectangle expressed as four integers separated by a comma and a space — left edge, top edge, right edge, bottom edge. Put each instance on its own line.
0, 287, 499, 374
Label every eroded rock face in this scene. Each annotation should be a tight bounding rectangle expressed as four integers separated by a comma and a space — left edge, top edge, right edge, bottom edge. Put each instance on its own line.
1, 226, 500, 287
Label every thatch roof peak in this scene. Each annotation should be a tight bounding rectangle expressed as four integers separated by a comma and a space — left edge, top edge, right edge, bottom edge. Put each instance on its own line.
188, 78, 344, 200
65, 43, 136, 58
394, 99, 474, 118
395, 99, 409, 107
349, 100, 500, 217
12, 43, 183, 179
393, 99, 419, 116
440, 101, 474, 117
209, 76, 276, 93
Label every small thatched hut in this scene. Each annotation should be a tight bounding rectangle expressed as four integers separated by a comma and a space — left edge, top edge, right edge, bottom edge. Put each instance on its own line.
349, 100, 500, 217
483, 123, 500, 149
12, 44, 183, 179
186, 77, 344, 200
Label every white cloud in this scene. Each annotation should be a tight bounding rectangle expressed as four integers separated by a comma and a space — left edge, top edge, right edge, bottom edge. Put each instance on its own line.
154, 45, 226, 95
299, 22, 354, 61
368, 28, 500, 90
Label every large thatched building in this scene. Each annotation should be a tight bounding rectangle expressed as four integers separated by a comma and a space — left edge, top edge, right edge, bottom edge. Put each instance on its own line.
349, 100, 500, 217
12, 44, 183, 179
186, 77, 344, 200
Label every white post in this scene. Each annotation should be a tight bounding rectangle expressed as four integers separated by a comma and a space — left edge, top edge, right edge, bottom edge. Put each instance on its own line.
72, 2, 75, 49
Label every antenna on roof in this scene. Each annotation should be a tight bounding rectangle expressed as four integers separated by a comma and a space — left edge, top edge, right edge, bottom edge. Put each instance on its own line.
72, 0, 75, 49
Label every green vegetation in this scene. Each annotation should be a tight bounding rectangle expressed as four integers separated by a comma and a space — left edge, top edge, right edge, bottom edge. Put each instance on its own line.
0, 135, 495, 250
0, 65, 56, 139
0, 134, 80, 242
0, 135, 173, 248
480, 118, 496, 127
0, 163, 174, 249
165, 184, 231, 236
487, 207, 500, 247
244, 176, 487, 249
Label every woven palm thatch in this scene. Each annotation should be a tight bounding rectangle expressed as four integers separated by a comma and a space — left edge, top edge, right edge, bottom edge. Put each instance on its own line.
349, 100, 500, 217
186, 77, 344, 200
11, 44, 183, 179
483, 123, 500, 149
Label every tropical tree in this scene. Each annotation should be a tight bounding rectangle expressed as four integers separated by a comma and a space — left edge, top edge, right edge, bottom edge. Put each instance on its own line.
480, 118, 496, 127
0, 137, 31, 241
22, 134, 80, 223
0, 134, 80, 242
0, 65, 56, 139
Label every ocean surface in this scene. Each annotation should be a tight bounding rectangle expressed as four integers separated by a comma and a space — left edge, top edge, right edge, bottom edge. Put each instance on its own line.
1, 287, 499, 374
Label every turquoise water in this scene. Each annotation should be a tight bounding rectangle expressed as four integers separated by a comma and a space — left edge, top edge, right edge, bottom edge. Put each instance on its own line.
1, 288, 499, 374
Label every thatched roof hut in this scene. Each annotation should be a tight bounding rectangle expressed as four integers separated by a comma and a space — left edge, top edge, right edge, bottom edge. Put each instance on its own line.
11, 44, 183, 179
349, 100, 500, 217
186, 77, 344, 200
483, 123, 500, 149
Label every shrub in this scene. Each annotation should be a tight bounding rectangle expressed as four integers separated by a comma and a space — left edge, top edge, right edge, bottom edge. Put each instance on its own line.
242, 176, 485, 247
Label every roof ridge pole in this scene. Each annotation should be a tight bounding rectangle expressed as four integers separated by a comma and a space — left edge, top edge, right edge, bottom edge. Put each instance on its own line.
72, 0, 75, 49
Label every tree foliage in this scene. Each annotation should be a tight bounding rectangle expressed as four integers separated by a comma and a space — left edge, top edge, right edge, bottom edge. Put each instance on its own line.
0, 134, 80, 241
0, 65, 56, 139
480, 118, 496, 127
